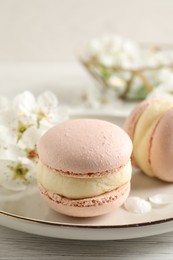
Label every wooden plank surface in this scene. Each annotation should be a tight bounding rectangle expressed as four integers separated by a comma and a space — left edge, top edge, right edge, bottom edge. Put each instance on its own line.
0, 225, 173, 260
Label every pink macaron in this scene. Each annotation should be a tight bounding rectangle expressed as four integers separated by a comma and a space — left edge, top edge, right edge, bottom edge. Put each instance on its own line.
124, 98, 173, 182
37, 118, 132, 217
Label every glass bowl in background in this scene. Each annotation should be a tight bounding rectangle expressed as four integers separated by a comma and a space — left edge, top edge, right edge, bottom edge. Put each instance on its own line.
79, 36, 173, 104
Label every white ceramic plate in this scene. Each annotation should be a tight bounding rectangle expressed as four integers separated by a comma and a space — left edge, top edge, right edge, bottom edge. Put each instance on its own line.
1, 115, 173, 240
1, 163, 173, 240
0, 63, 173, 240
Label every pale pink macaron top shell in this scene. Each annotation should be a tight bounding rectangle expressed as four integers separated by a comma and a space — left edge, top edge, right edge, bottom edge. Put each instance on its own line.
150, 108, 173, 182
37, 119, 132, 175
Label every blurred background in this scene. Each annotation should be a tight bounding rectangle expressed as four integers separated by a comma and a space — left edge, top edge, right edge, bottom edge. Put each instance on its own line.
0, 0, 172, 63
0, 0, 173, 110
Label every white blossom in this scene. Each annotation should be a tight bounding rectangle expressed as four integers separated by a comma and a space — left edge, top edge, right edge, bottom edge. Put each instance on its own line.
147, 84, 173, 100
82, 35, 173, 103
12, 91, 67, 127
0, 90, 69, 191
18, 126, 41, 160
84, 35, 173, 69
0, 157, 35, 191
0, 109, 34, 143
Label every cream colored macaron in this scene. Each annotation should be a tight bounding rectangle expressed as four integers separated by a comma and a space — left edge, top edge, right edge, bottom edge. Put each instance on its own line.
37, 118, 132, 217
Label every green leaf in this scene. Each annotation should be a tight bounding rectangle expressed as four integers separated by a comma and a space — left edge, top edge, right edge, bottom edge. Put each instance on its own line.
100, 68, 112, 80
128, 86, 149, 100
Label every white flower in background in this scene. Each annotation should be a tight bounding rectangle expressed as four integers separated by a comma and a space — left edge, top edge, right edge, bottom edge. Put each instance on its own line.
0, 125, 17, 145
147, 69, 173, 100
83, 34, 173, 104
86, 37, 103, 57
0, 109, 34, 143
157, 69, 173, 85
84, 84, 120, 109
0, 133, 35, 191
99, 53, 115, 67
33, 90, 63, 127
0, 90, 68, 191
85, 35, 143, 69
84, 34, 173, 70
0, 157, 35, 191
0, 126, 37, 191
0, 139, 24, 161
12, 91, 67, 128
147, 49, 173, 67
12, 91, 36, 116
108, 75, 126, 89
18, 126, 41, 160
147, 84, 173, 100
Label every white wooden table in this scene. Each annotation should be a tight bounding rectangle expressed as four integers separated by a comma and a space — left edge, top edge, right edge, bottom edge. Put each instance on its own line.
0, 225, 173, 260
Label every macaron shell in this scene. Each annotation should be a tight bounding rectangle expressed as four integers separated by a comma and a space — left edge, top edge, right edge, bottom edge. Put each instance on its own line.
37, 119, 132, 174
124, 99, 154, 141
38, 182, 130, 217
150, 108, 173, 182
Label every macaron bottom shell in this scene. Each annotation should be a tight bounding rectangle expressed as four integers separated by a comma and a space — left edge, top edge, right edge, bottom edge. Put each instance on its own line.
38, 182, 130, 217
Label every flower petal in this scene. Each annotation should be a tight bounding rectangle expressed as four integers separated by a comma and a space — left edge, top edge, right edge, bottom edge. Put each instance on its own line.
40, 106, 69, 126
0, 90, 69, 192
0, 158, 35, 191
37, 91, 58, 111
0, 125, 17, 144
124, 197, 152, 214
18, 126, 41, 149
0, 141, 24, 160
0, 109, 17, 128
149, 194, 173, 206
12, 91, 36, 115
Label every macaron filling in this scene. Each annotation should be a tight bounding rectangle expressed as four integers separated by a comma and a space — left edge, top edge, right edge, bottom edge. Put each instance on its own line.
37, 159, 132, 199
